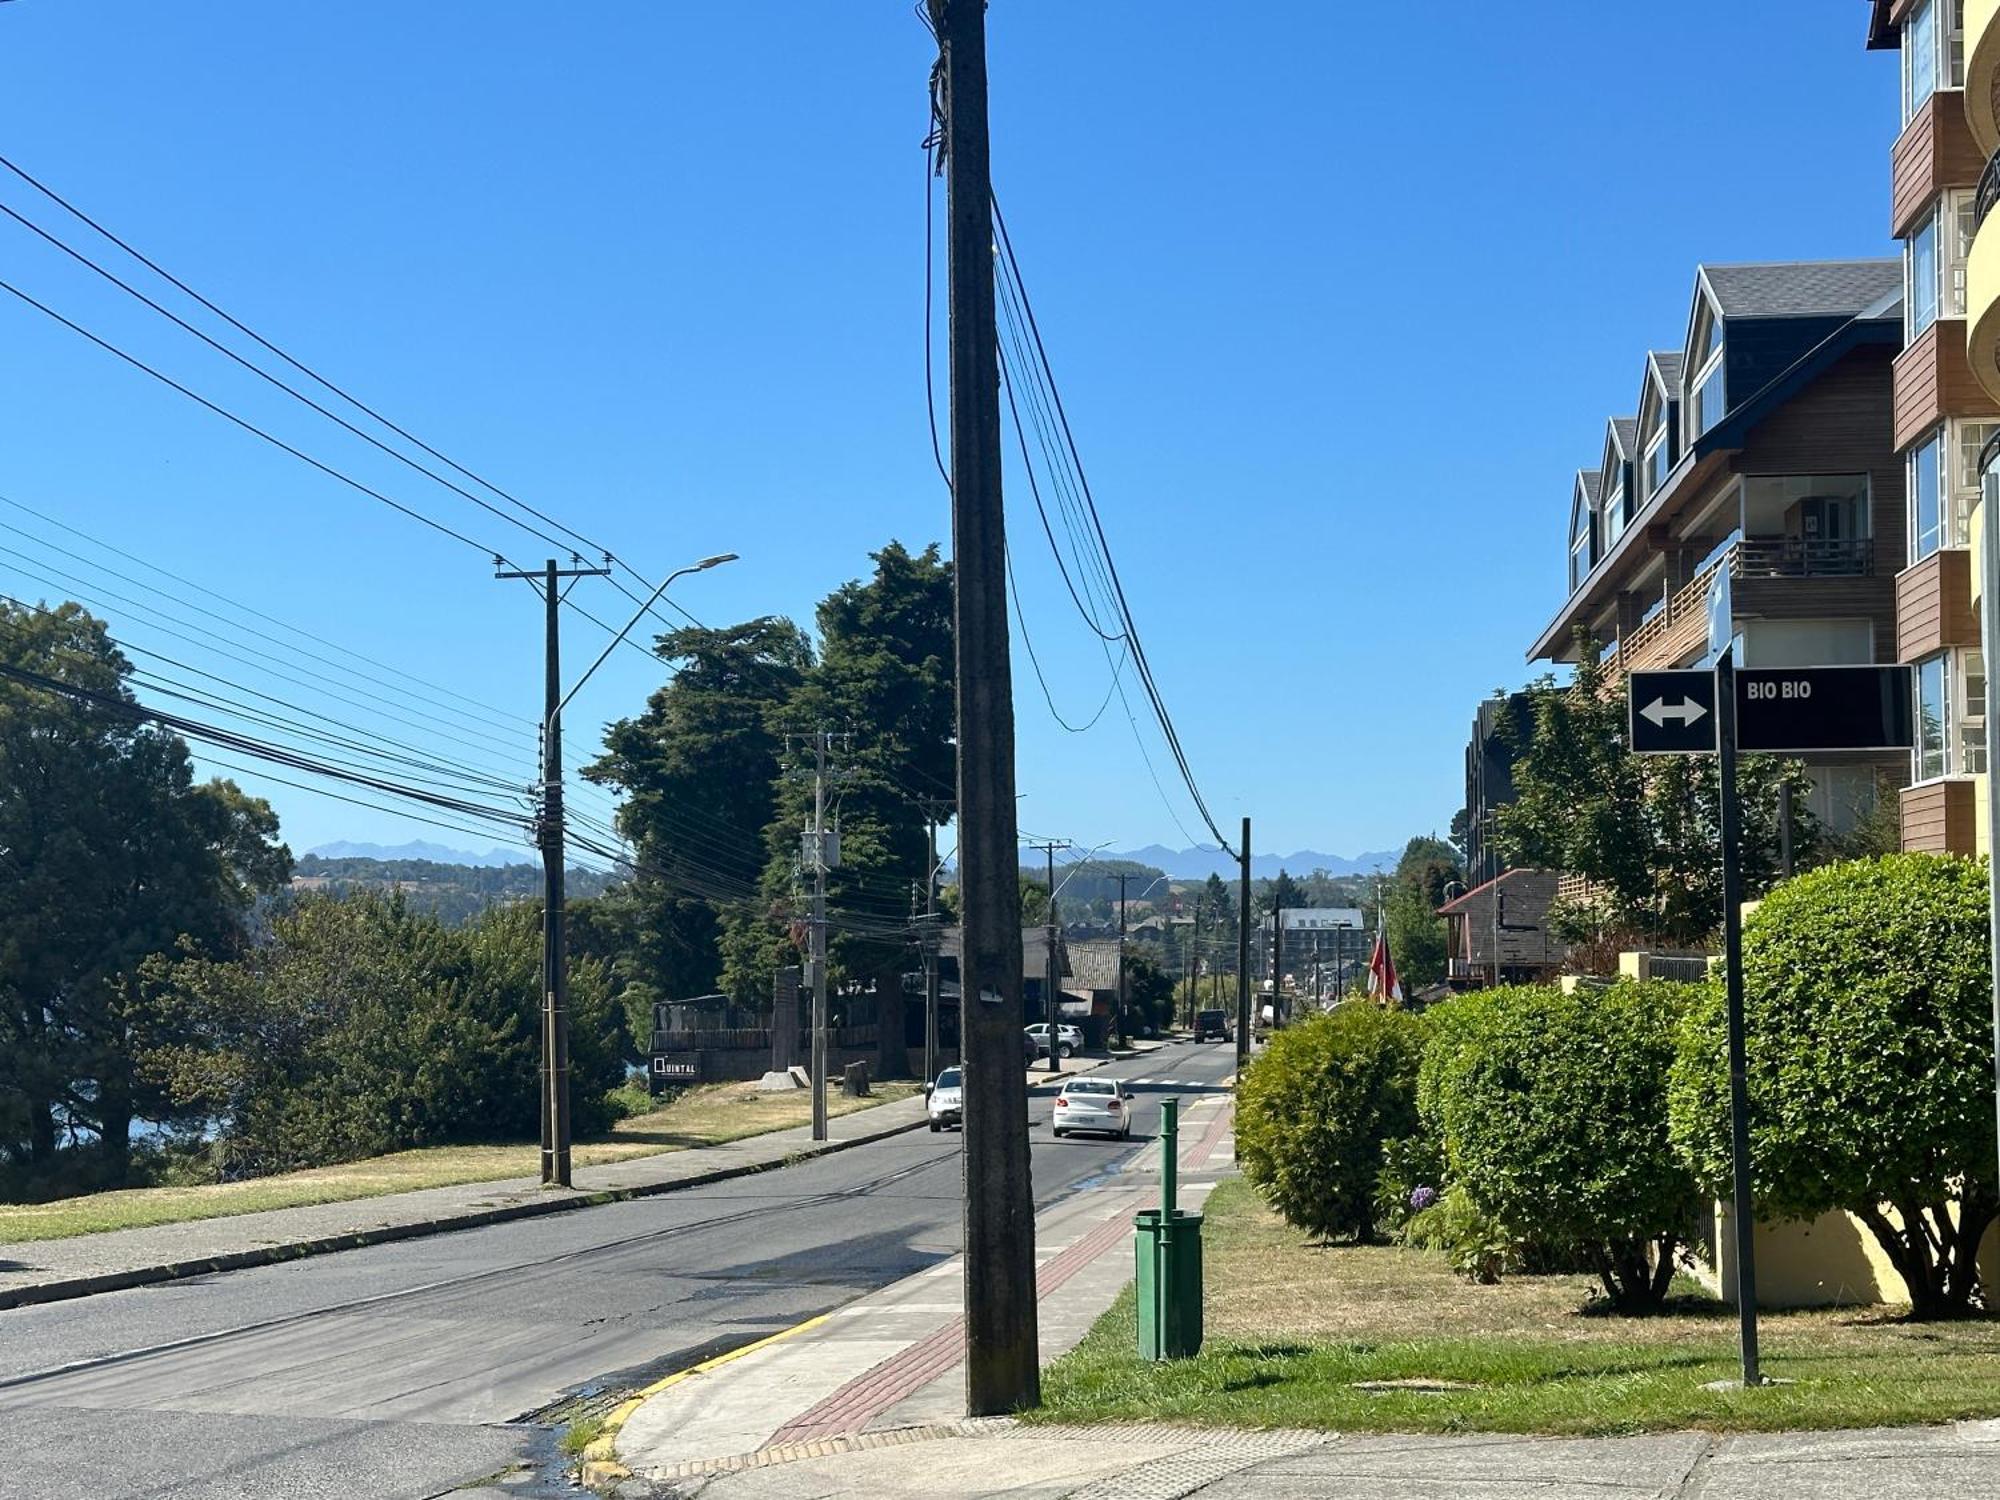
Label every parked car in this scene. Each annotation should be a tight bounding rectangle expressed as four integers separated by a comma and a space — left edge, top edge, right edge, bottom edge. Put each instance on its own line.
1024, 1022, 1083, 1059
926, 1066, 963, 1132
1194, 1008, 1230, 1042
1051, 1077, 1129, 1140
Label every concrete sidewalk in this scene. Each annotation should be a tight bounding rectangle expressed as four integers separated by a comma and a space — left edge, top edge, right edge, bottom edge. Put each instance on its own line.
599, 1088, 1237, 1491
0, 1053, 1146, 1311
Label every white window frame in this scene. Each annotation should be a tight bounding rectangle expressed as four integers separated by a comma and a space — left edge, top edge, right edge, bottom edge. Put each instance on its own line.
1689, 351, 1725, 440
1915, 649, 1952, 782
1903, 0, 1964, 123
1911, 426, 1947, 560
1904, 190, 1975, 340
1962, 647, 1987, 776
1602, 468, 1628, 548
1951, 417, 1998, 548
1569, 493, 1593, 593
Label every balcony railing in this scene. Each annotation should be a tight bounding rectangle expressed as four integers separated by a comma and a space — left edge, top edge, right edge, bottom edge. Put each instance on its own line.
1978, 148, 2000, 233
1729, 536, 1872, 578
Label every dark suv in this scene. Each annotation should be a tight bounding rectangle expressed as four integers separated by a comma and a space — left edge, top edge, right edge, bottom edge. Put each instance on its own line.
1194, 1009, 1229, 1042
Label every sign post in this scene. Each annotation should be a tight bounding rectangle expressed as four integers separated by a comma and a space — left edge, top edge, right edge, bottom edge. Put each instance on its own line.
1713, 645, 1761, 1388
1628, 655, 1911, 1388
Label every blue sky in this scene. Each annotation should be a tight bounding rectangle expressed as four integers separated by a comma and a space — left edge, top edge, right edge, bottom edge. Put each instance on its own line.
0, 1, 1897, 865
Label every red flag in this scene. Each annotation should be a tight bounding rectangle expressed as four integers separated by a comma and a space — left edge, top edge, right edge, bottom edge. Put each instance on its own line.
1368, 926, 1402, 1005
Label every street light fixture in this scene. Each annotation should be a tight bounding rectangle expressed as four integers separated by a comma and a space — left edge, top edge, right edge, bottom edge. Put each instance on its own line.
555, 552, 738, 724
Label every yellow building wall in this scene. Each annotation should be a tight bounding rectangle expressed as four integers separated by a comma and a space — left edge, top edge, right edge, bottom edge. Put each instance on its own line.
1692, 1202, 2000, 1308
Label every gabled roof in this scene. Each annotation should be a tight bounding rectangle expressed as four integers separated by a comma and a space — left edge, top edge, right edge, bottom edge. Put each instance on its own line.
1610, 417, 1637, 456
1574, 470, 1602, 505
1866, 0, 1898, 51
1697, 259, 1901, 320
1646, 350, 1683, 393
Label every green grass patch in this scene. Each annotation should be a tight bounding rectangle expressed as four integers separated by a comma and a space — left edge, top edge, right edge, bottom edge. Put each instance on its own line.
1034, 1179, 2000, 1436
0, 1080, 917, 1244
559, 1416, 606, 1456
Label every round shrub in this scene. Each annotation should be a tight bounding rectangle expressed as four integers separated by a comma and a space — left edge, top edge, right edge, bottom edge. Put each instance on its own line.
1668, 853, 1998, 1317
1235, 1003, 1427, 1243
1430, 981, 1699, 1310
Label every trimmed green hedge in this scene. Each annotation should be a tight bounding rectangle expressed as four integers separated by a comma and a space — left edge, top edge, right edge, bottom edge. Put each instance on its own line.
1236, 1004, 1426, 1243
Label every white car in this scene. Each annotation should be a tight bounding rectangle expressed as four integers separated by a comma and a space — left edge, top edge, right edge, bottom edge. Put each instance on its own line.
1051, 1077, 1129, 1140
1024, 1022, 1084, 1059
926, 1066, 963, 1131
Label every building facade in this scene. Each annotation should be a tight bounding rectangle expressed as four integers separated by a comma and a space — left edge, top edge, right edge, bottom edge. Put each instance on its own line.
1530, 259, 1908, 831
1868, 0, 1997, 853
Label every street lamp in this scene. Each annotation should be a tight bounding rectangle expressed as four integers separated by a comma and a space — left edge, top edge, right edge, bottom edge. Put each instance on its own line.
555, 552, 738, 724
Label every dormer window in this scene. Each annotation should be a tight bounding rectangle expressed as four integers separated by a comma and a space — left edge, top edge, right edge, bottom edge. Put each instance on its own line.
1602, 462, 1628, 548
1688, 299, 1726, 440
1569, 489, 1595, 594
1903, 0, 1966, 124
1639, 384, 1674, 500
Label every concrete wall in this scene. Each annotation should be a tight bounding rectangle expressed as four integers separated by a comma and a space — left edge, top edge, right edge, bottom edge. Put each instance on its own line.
1690, 1200, 2000, 1308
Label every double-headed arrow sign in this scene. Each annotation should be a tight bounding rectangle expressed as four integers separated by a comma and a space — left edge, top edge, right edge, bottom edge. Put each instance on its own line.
1629, 665, 1913, 755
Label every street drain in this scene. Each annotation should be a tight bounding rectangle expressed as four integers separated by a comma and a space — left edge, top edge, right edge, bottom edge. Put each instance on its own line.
1349, 1378, 1482, 1394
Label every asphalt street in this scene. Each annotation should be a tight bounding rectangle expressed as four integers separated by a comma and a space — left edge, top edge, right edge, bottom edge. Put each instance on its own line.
0, 1040, 1237, 1499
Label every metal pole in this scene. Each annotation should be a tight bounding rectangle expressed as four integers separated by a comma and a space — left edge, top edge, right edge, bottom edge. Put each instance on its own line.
810, 732, 829, 1143
932, 0, 1038, 1416
1045, 843, 1061, 1074
541, 560, 573, 1189
1117, 873, 1128, 1045
1981, 452, 2000, 1243
1716, 644, 1762, 1386
924, 819, 940, 1083
1778, 781, 1794, 880
1236, 817, 1251, 1067
1272, 905, 1283, 1028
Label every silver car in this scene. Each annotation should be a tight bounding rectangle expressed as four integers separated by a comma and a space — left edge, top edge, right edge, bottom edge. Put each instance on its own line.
926, 1067, 963, 1131
1051, 1077, 1129, 1140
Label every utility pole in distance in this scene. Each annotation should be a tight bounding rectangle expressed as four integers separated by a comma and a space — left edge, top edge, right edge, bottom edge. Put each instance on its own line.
1029, 840, 1070, 1074
802, 730, 843, 1143
930, 0, 1039, 1417
1116, 872, 1129, 1045
1236, 816, 1252, 1067
923, 817, 941, 1083
497, 555, 610, 1188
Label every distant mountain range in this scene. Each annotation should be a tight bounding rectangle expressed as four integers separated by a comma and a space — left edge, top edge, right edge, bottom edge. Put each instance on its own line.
1097, 845, 1400, 881
307, 840, 532, 869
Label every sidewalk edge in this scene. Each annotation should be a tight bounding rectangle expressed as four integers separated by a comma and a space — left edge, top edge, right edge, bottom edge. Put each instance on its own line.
0, 1109, 930, 1313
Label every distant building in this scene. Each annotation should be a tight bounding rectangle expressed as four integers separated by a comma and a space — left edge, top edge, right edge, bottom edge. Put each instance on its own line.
1438, 869, 1566, 989
1462, 693, 1531, 888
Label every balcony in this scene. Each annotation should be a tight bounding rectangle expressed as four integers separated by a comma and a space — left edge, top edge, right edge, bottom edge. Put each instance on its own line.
1972, 0, 2000, 157
1729, 536, 1873, 578
1972, 150, 2000, 403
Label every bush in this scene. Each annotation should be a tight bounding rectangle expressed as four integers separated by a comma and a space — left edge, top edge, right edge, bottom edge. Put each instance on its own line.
1668, 854, 1998, 1317
1427, 982, 1699, 1311
1236, 1003, 1426, 1243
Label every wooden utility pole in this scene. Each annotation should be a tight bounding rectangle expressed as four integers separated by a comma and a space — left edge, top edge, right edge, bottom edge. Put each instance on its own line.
496, 556, 610, 1189
1116, 872, 1129, 1043
807, 731, 834, 1143
1236, 816, 1251, 1066
923, 818, 941, 1083
1029, 840, 1070, 1074
930, 0, 1039, 1417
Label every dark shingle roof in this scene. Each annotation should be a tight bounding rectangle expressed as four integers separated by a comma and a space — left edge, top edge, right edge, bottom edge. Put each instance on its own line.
1609, 417, 1638, 456
1699, 260, 1900, 320
1575, 470, 1602, 504
1648, 350, 1683, 389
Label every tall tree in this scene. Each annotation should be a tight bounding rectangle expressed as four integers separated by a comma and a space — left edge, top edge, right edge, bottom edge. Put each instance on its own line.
723, 543, 954, 1073
587, 617, 811, 1026
0, 601, 289, 1190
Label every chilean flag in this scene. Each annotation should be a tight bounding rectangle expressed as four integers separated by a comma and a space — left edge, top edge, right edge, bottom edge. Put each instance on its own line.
1368, 926, 1402, 1005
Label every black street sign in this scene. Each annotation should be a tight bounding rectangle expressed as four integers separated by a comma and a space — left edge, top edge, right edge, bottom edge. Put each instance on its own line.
1630, 664, 1914, 756
1734, 665, 1913, 753
1630, 669, 1717, 754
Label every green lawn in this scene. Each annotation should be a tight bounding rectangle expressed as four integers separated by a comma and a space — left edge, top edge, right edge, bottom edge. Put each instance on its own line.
1035, 1178, 2000, 1436
0, 1080, 917, 1245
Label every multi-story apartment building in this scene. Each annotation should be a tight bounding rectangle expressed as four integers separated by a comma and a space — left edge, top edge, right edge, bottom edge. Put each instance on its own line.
1530, 259, 1907, 830
1869, 0, 1997, 852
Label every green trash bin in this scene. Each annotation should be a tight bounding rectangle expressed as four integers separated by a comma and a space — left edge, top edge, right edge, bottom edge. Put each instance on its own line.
1134, 1207, 1204, 1360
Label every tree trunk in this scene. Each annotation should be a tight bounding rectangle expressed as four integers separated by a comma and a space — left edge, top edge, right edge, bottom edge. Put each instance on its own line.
1857, 1203, 1943, 1317
875, 966, 910, 1080
98, 1075, 133, 1189
26, 1097, 56, 1167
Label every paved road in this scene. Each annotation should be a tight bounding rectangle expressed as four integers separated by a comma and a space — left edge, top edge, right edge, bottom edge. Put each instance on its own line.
0, 1042, 1237, 1499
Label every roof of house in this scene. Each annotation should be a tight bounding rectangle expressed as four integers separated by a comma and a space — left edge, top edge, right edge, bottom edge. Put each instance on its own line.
1575, 470, 1602, 503
1866, 0, 1898, 50
1437, 866, 1560, 916
1064, 939, 1122, 991
1698, 259, 1900, 320
1608, 417, 1637, 458
1647, 350, 1683, 389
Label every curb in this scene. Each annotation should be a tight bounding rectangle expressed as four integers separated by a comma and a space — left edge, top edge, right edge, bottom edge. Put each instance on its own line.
0, 1107, 932, 1313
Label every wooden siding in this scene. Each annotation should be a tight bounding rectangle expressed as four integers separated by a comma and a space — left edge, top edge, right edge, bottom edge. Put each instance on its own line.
1895, 548, 1980, 659
1891, 91, 1986, 236
1901, 778, 1977, 853
1892, 319, 1995, 451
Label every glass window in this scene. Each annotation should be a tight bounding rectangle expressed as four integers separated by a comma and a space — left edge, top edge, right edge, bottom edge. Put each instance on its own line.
1952, 419, 1997, 547
1963, 649, 1987, 776
1691, 358, 1726, 438
1948, 188, 1974, 318
1569, 497, 1593, 592
1646, 433, 1670, 497
1908, 208, 1940, 337
1907, 0, 1938, 119
1604, 479, 1627, 546
1911, 427, 1945, 559
1916, 651, 1949, 781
